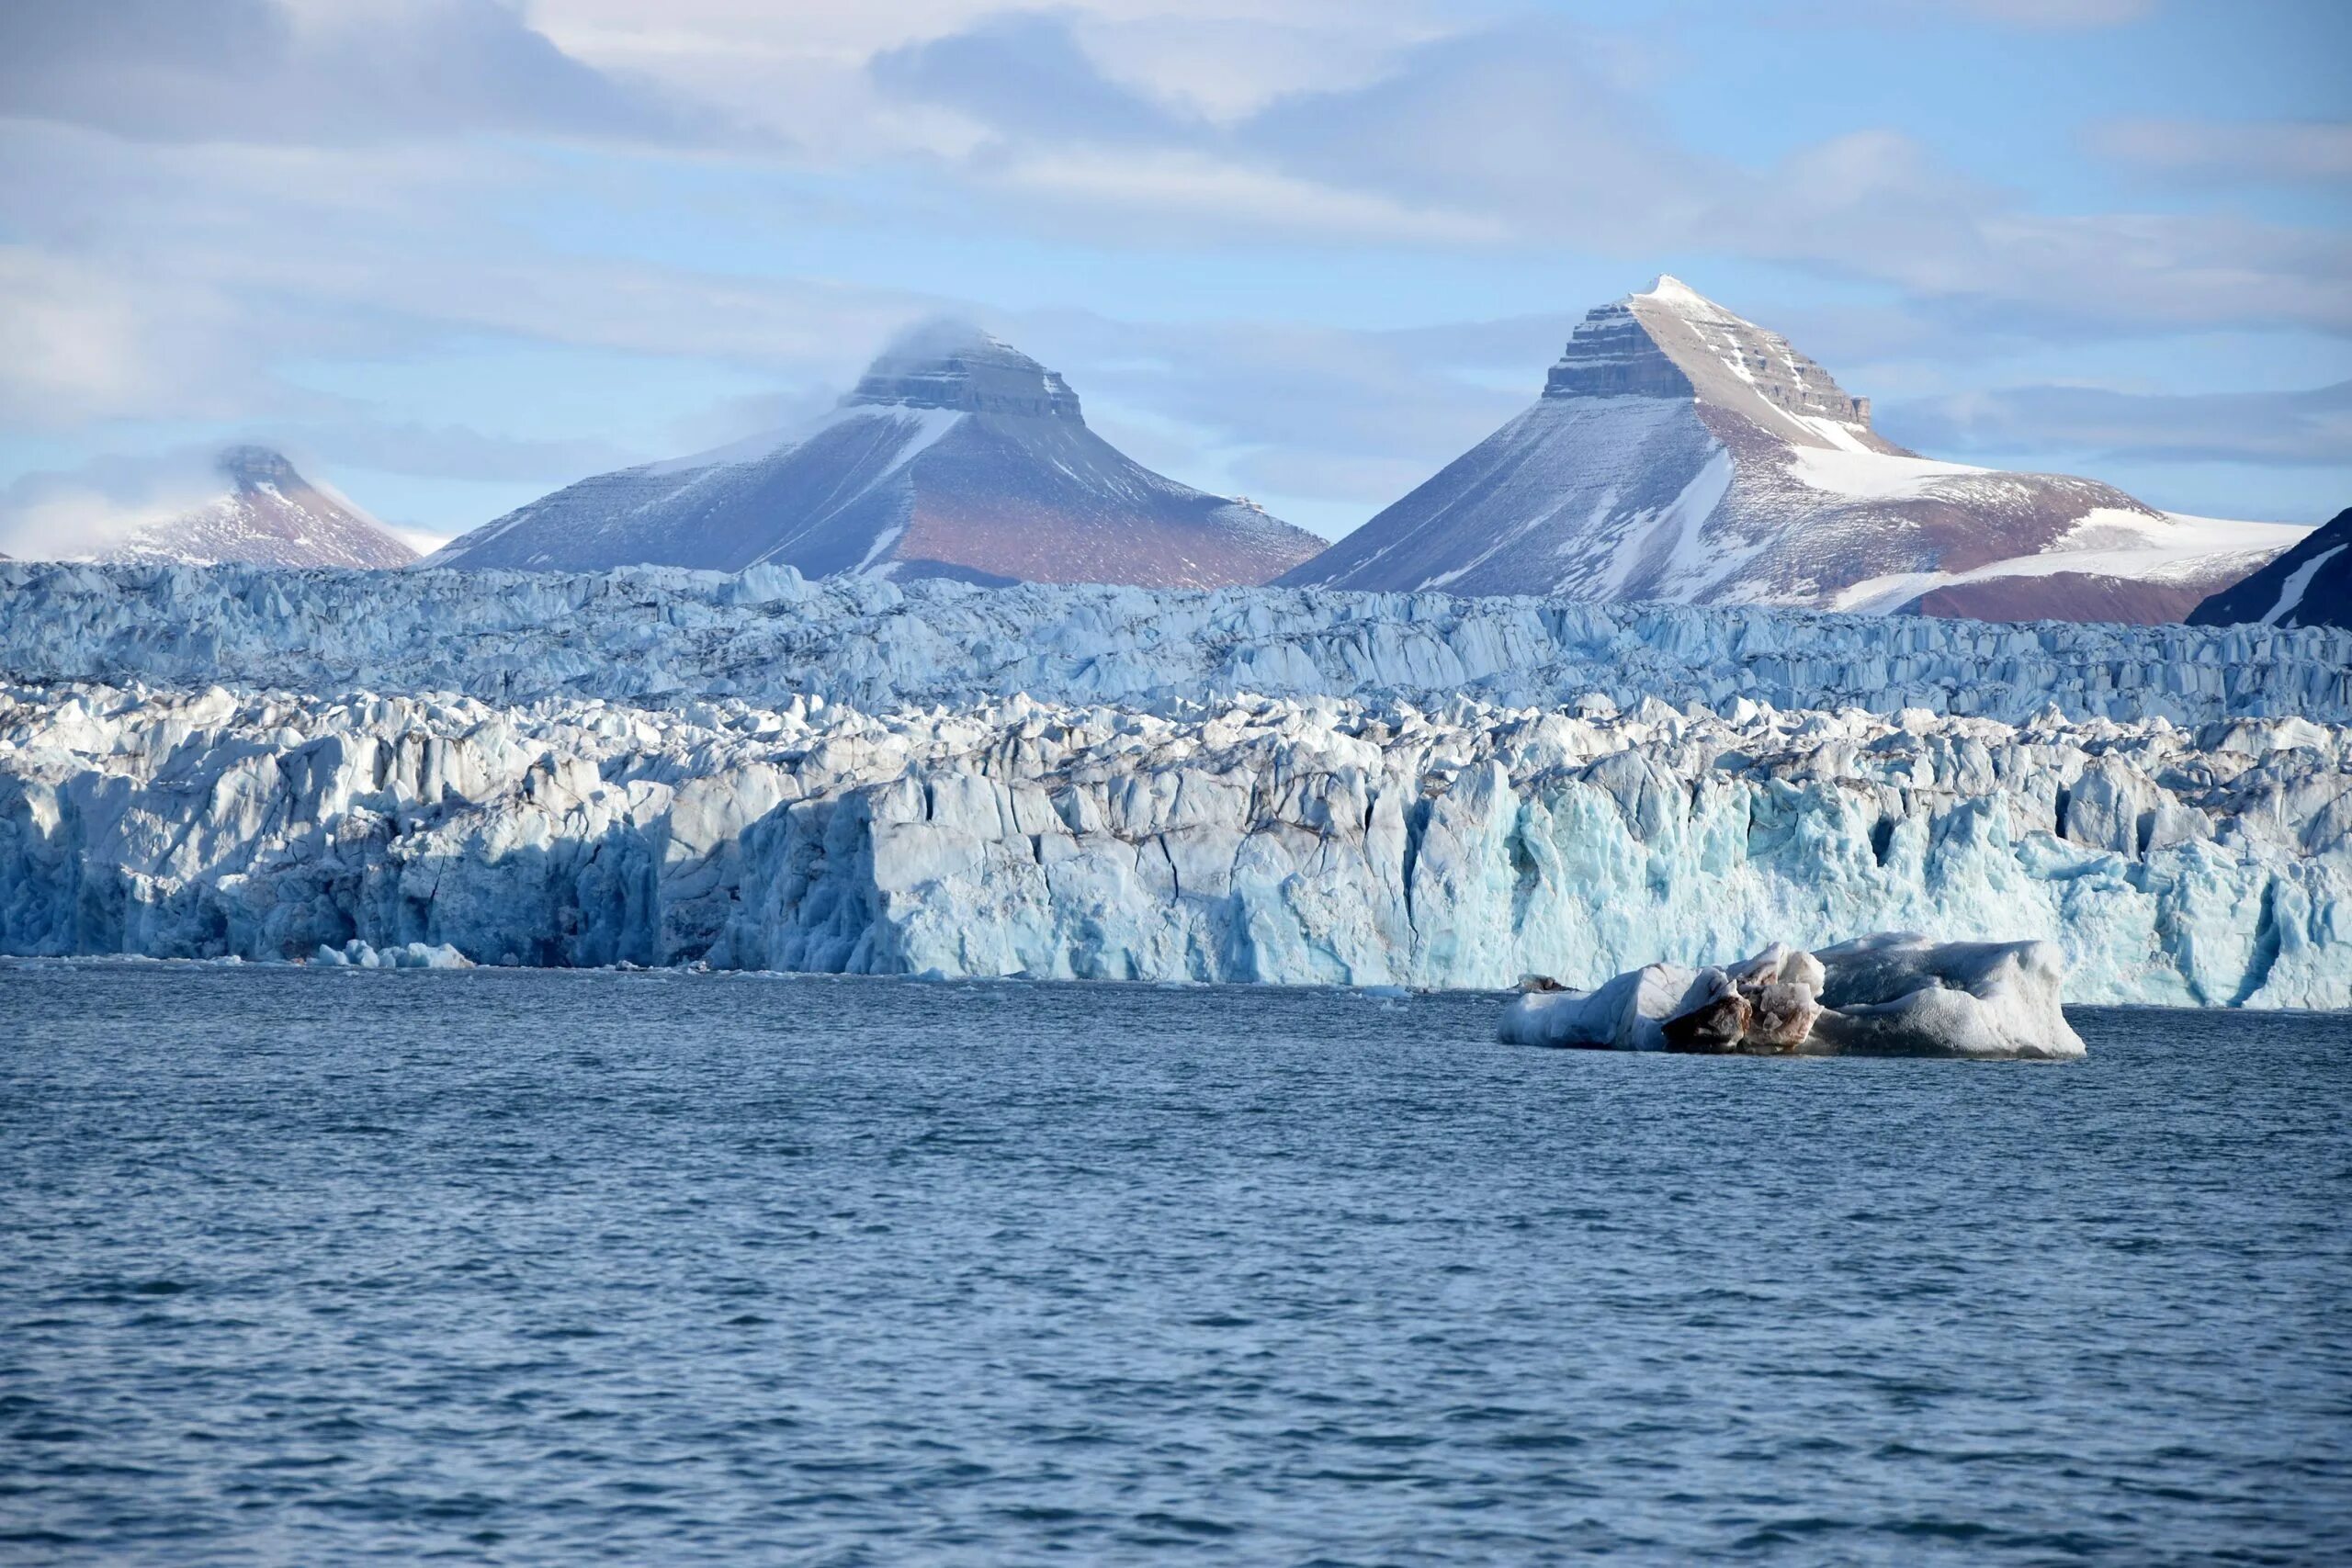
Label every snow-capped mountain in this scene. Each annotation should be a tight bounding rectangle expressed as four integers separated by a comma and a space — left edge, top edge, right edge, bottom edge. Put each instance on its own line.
2189, 506, 2350, 629
426, 326, 1325, 588
96, 446, 416, 570
1281, 277, 2305, 623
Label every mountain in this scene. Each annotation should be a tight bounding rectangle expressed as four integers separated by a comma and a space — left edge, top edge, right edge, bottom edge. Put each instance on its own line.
96, 447, 416, 570
426, 327, 1325, 588
1280, 277, 2305, 623
2188, 506, 2351, 629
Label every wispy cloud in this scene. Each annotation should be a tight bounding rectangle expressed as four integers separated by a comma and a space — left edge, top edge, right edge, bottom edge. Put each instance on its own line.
2091, 118, 2352, 186
1882, 379, 2352, 468
863, 12, 2352, 336
0, 447, 231, 558
0, 0, 728, 146
0, 0, 2343, 537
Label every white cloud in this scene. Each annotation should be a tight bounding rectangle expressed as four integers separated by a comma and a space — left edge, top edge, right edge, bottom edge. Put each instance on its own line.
0, 247, 275, 426
0, 0, 722, 147
988, 148, 1511, 245
1944, 0, 2154, 26
1882, 378, 2352, 468
527, 0, 1452, 153
2093, 119, 2352, 186
0, 449, 228, 559
1771, 0, 2156, 27
0, 251, 154, 422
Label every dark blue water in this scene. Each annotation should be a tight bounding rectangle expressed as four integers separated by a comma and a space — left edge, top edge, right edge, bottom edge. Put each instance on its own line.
3, 965, 2347, 1565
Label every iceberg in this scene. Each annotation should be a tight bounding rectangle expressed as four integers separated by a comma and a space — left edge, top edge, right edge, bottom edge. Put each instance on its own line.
1499, 933, 2086, 1059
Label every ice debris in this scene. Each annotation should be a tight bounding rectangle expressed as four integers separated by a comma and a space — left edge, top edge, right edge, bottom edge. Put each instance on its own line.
312, 939, 473, 970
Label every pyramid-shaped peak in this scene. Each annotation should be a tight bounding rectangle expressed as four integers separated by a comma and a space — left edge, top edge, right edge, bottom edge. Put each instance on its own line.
1545, 278, 1879, 444
1628, 275, 1740, 321
93, 446, 413, 569
866, 317, 1020, 369
215, 445, 303, 490
847, 320, 1081, 420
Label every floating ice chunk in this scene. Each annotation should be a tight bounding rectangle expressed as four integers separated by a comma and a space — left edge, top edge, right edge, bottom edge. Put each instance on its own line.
1808, 932, 2084, 1060
1498, 962, 1704, 1053
312, 939, 474, 971
1499, 933, 2084, 1060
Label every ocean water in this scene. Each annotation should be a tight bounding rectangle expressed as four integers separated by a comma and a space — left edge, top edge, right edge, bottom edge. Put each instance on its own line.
2, 965, 2346, 1565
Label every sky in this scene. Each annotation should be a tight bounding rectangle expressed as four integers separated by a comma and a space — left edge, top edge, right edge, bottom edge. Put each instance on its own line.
0, 0, 2346, 553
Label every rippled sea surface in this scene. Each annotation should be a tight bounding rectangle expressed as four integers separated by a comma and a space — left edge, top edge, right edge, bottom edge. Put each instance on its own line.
4, 965, 2348, 1565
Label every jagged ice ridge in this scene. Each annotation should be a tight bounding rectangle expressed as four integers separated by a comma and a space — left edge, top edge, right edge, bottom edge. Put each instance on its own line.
1, 561, 2346, 1003
4, 561, 2348, 726
4, 677, 2347, 1005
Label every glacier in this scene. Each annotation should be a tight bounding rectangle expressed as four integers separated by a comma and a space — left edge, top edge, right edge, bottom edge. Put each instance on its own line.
4, 670, 2347, 1005
3, 560, 2348, 725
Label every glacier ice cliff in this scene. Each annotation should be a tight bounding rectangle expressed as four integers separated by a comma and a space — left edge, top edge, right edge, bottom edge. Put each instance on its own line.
4, 681, 2346, 1005
2, 561, 2348, 725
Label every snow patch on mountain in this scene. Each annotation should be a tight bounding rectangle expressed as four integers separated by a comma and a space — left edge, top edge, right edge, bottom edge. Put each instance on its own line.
2264, 547, 2347, 625
1835, 511, 2309, 614
2191, 506, 2352, 631
1783, 446, 1988, 501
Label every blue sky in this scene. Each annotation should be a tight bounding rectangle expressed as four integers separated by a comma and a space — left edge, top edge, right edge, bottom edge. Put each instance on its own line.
0, 0, 2345, 551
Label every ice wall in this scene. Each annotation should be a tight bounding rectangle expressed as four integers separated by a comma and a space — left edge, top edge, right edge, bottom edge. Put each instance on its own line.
6, 683, 2346, 1005
3, 560, 2347, 725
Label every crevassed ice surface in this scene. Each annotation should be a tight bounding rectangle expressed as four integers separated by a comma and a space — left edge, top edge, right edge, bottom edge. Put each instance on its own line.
4, 561, 2348, 722
4, 581, 2348, 1001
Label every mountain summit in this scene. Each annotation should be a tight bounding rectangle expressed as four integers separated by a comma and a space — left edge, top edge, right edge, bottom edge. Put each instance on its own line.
1282, 277, 2304, 622
427, 326, 1325, 588
98, 446, 416, 570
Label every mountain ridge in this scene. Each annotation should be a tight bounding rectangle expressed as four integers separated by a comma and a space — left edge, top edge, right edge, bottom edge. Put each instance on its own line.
427, 328, 1326, 589
1282, 277, 2303, 623
94, 446, 417, 570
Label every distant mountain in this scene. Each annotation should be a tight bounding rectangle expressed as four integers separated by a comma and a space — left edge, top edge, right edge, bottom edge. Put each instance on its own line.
2188, 506, 2350, 629
96, 447, 416, 570
427, 327, 1325, 588
1280, 277, 2305, 624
